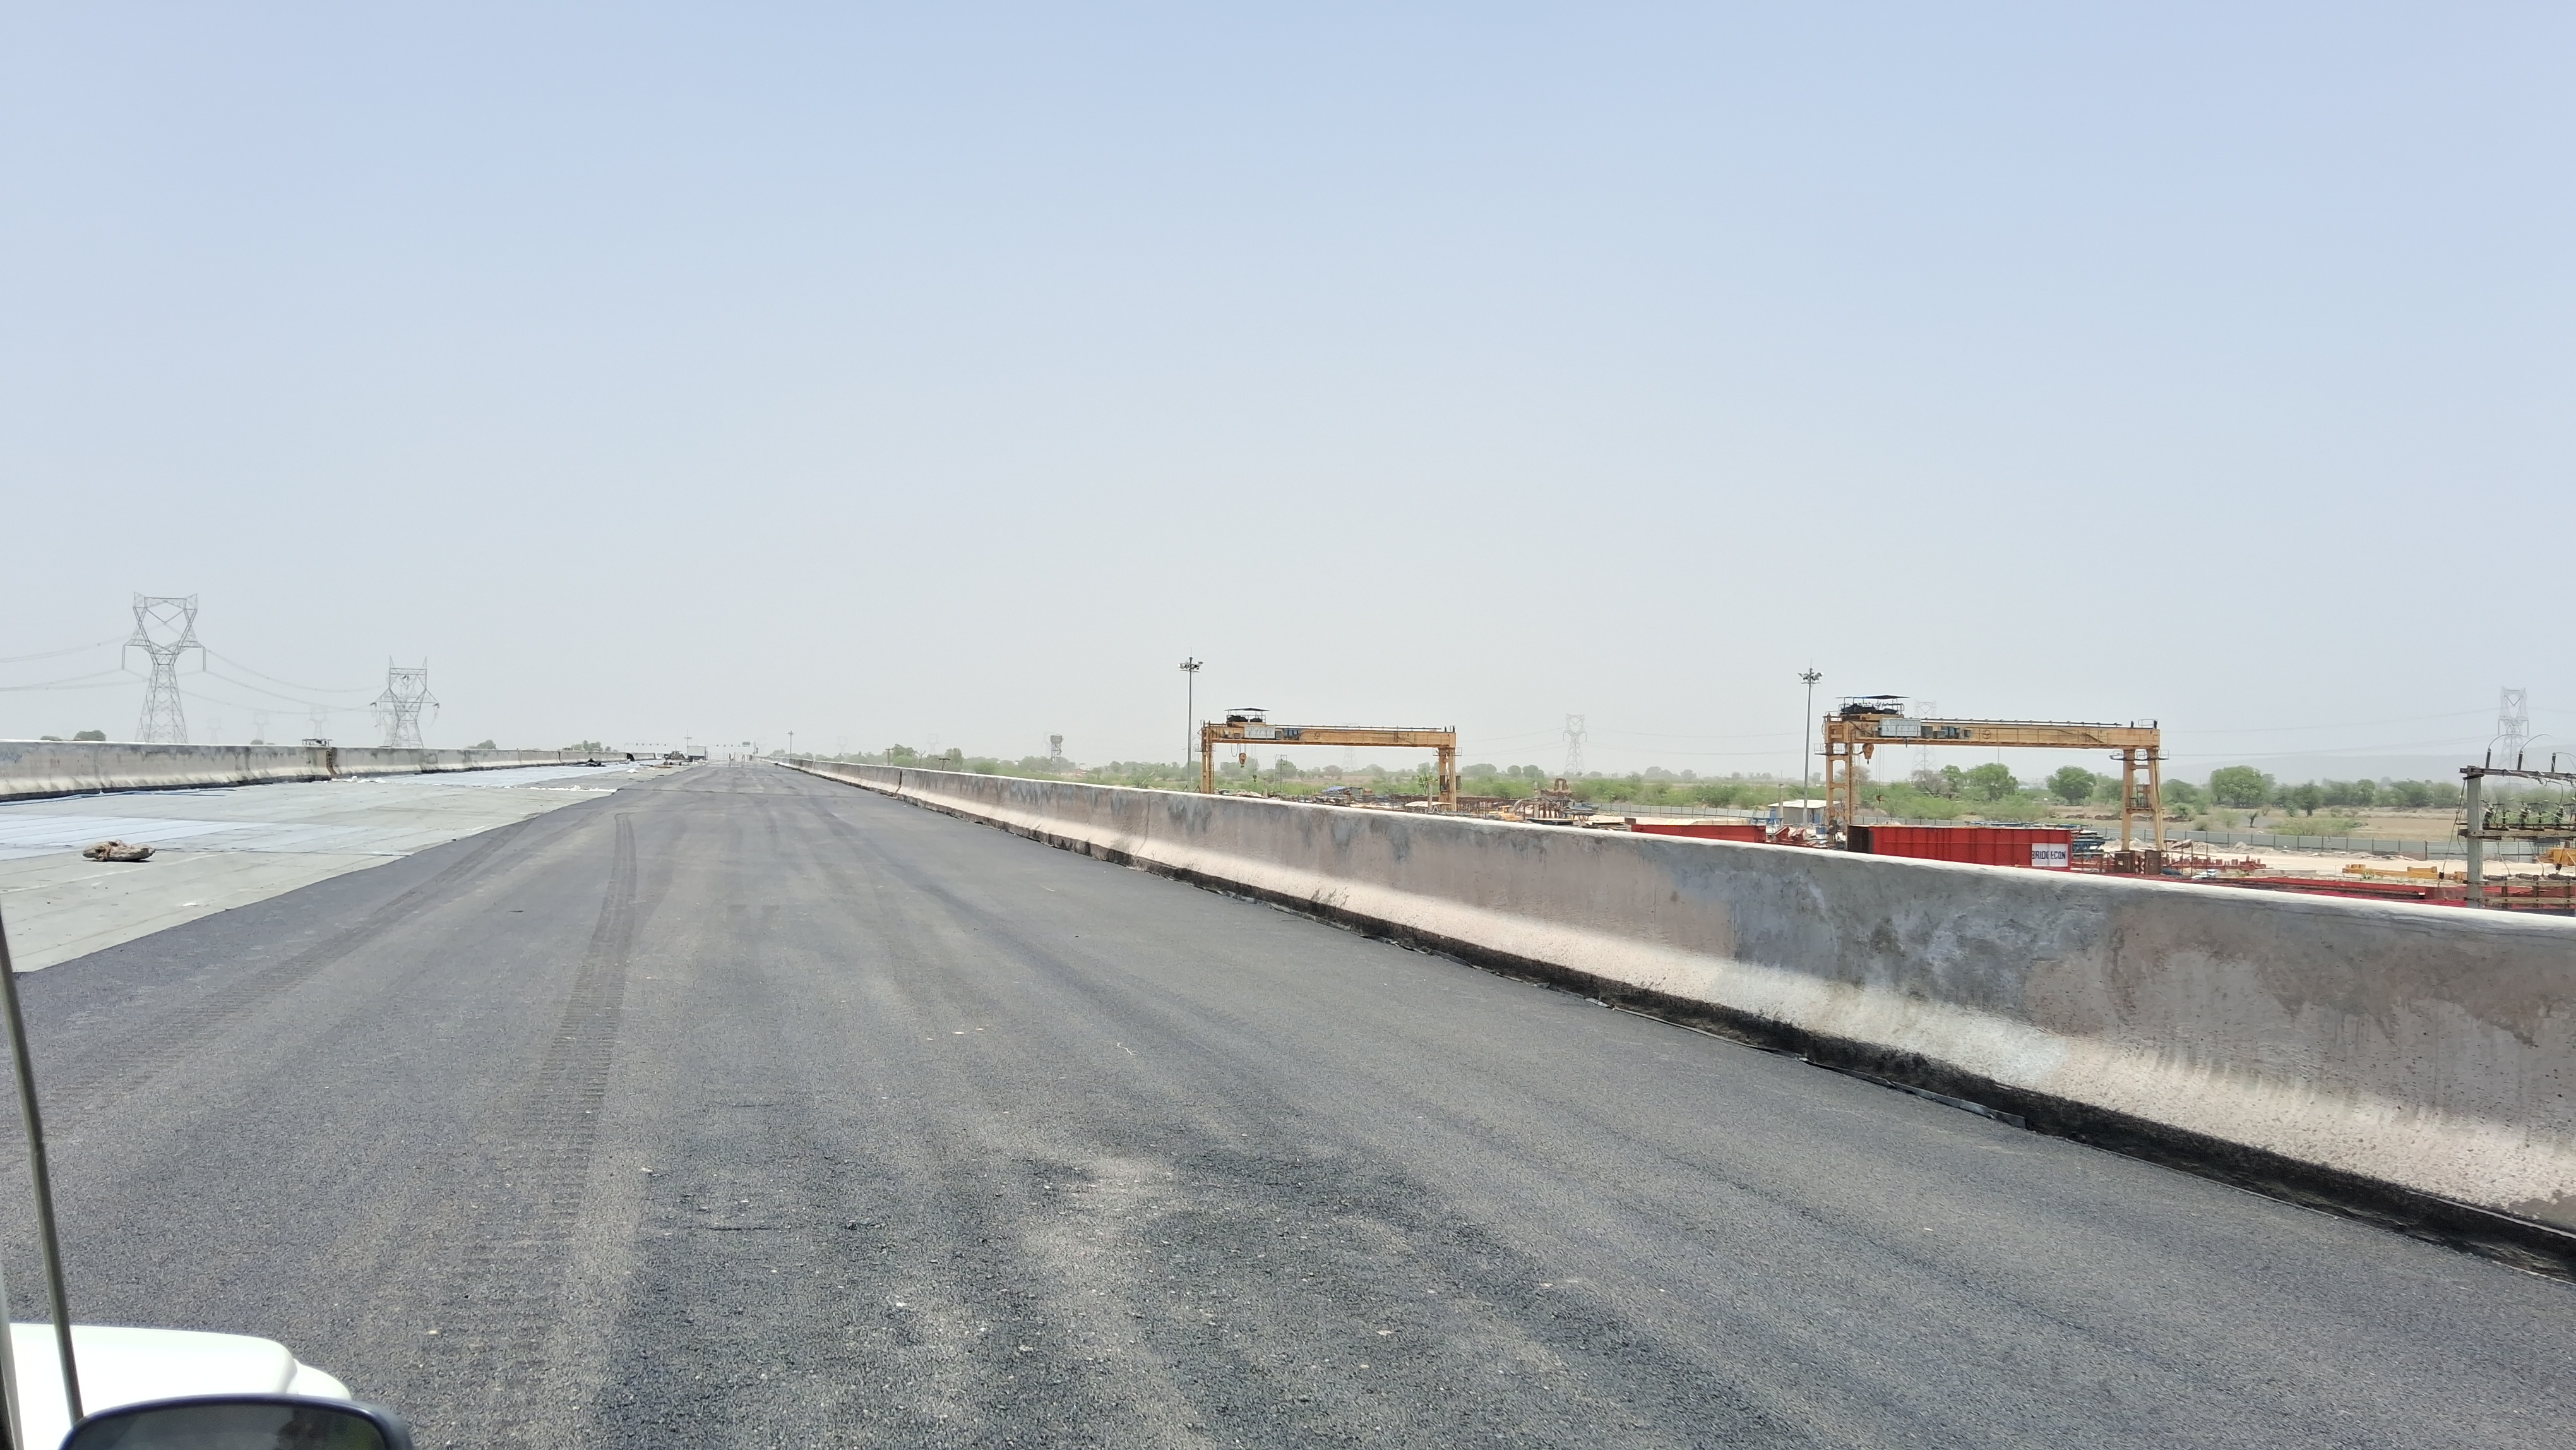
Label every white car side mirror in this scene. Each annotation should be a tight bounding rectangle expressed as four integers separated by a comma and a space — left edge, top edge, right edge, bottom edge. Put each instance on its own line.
57, 1394, 411, 1450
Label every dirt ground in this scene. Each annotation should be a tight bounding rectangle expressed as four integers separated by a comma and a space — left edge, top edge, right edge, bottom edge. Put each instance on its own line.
2164, 842, 2564, 880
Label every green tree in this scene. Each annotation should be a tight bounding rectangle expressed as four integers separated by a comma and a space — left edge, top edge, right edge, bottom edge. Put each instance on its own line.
1963, 763, 2019, 801
2208, 766, 2271, 808
2284, 782, 2325, 815
73, 729, 106, 741
2048, 765, 2094, 803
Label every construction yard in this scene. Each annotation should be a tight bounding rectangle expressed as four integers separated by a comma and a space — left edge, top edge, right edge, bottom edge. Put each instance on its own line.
1178, 703, 2575, 914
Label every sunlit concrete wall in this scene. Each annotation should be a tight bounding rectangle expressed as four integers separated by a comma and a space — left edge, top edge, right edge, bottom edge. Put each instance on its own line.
0, 741, 594, 803
790, 758, 2576, 1262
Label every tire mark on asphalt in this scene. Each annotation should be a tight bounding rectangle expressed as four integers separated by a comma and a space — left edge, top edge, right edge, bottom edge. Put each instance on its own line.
411, 812, 640, 1449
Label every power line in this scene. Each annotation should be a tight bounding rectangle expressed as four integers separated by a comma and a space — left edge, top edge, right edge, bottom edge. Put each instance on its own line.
202, 649, 375, 695
1457, 741, 1798, 764
200, 668, 365, 710
1590, 726, 1804, 742
2166, 707, 2492, 736
0, 637, 125, 667
0, 668, 133, 693
2164, 735, 2491, 762
169, 687, 369, 717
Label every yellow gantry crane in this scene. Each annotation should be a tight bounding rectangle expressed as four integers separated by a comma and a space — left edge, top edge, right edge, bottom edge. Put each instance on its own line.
1823, 698, 2166, 858
1200, 710, 1459, 808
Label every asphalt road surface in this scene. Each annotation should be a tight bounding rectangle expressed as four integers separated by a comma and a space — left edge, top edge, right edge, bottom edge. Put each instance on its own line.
9, 765, 2569, 1447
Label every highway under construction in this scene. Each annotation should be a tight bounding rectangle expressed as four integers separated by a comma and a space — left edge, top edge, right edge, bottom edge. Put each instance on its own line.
11, 762, 2567, 1449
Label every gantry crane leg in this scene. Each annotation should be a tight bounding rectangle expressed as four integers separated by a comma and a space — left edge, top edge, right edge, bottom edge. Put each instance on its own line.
1823, 739, 1864, 839
2147, 748, 2166, 856
2113, 746, 2167, 863
2120, 748, 2138, 854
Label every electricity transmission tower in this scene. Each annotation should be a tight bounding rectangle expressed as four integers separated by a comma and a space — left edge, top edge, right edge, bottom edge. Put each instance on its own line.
373, 664, 438, 748
1562, 714, 1586, 778
2496, 687, 2530, 765
126, 594, 203, 743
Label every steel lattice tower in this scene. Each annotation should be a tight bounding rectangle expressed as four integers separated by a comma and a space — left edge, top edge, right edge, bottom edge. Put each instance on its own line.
126, 594, 203, 743
373, 664, 438, 748
1562, 714, 1586, 778
2497, 687, 2531, 765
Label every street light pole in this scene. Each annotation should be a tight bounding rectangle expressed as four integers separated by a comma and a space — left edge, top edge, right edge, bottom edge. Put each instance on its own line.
1799, 667, 1822, 821
1179, 657, 1202, 774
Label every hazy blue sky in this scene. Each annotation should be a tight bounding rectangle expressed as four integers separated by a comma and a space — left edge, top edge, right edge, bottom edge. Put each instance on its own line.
4, 4, 2568, 779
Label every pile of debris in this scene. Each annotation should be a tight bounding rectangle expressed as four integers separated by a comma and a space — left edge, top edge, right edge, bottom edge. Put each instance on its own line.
81, 840, 154, 863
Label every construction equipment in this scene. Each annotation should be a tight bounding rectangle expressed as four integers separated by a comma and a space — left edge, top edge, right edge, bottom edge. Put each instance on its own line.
1199, 710, 1458, 808
1501, 777, 1595, 825
2457, 762, 2576, 903
1822, 698, 2165, 861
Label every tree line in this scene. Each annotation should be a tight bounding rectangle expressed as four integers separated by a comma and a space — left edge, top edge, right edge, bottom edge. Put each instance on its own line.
823, 746, 2490, 824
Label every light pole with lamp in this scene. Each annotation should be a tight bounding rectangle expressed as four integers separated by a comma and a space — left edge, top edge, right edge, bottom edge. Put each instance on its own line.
1799, 667, 1822, 831
1179, 657, 1203, 777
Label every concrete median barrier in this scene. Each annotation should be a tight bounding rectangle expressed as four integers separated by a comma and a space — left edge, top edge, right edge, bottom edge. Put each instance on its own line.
788, 758, 2576, 1273
0, 741, 599, 803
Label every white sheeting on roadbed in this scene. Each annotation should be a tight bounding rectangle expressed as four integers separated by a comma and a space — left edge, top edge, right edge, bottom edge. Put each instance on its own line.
0, 764, 643, 971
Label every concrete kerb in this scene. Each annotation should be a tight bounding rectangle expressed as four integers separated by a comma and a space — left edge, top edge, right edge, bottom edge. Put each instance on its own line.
0, 741, 609, 805
785, 758, 2576, 1277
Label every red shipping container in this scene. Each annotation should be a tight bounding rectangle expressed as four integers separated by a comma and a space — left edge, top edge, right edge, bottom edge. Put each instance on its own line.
1630, 820, 1766, 842
1853, 825, 2073, 870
